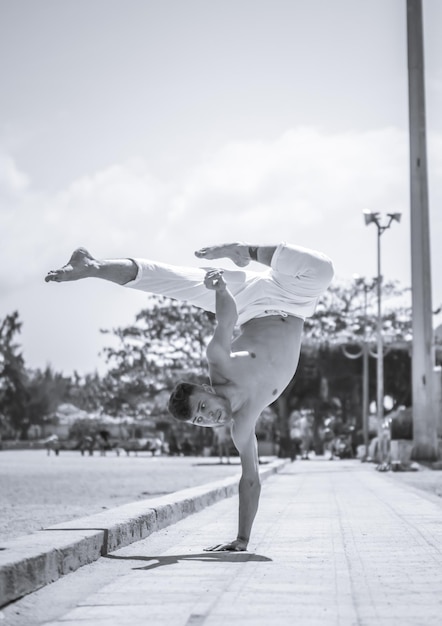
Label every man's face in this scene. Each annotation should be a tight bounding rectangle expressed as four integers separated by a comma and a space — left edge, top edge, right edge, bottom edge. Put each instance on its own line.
187, 389, 231, 428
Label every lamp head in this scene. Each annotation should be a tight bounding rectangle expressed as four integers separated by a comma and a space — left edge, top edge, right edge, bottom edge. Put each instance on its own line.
363, 210, 380, 226
387, 212, 402, 223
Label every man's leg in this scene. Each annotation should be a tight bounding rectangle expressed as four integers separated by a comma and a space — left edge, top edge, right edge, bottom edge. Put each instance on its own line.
195, 242, 334, 289
45, 247, 255, 315
45, 248, 217, 313
195, 243, 277, 268
45, 248, 137, 285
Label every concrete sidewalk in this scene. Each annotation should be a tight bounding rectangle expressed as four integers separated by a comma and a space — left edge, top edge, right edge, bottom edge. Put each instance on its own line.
3, 458, 442, 626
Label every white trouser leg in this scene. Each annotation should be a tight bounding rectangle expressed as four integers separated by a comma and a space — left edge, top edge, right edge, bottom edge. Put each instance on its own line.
125, 259, 257, 316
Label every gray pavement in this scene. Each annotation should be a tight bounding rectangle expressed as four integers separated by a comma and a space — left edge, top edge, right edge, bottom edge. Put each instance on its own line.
2, 458, 442, 626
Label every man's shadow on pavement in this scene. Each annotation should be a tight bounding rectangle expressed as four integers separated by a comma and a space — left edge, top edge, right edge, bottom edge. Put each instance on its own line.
105, 552, 272, 571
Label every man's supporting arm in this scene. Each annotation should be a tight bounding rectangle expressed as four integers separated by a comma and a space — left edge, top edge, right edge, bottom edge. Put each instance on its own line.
205, 420, 261, 552
236, 429, 261, 548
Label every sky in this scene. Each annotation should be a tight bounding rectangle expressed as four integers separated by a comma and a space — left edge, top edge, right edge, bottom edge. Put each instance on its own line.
1, 0, 442, 376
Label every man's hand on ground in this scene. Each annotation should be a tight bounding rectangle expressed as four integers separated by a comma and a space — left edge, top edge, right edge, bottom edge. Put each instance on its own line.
204, 539, 248, 552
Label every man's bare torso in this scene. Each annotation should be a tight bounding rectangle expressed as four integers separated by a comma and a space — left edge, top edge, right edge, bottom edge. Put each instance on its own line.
209, 314, 304, 423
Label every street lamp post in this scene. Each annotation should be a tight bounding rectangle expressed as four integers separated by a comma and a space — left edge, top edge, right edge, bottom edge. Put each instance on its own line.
363, 210, 401, 468
342, 277, 372, 461
357, 278, 371, 460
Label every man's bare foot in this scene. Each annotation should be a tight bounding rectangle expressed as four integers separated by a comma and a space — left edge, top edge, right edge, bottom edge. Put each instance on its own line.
195, 243, 251, 267
45, 248, 98, 282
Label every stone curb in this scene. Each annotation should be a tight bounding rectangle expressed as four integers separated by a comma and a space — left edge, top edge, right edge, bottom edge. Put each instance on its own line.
0, 458, 287, 608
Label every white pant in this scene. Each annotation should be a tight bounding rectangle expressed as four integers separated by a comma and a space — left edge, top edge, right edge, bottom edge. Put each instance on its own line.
125, 243, 334, 326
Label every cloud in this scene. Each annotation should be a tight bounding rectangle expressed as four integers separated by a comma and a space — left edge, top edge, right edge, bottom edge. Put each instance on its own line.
164, 126, 409, 227
2, 125, 440, 296
48, 158, 167, 248
159, 126, 412, 273
0, 153, 30, 196
0, 157, 168, 291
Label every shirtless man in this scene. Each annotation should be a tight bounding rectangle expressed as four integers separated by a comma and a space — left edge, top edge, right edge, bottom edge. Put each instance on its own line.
46, 242, 334, 551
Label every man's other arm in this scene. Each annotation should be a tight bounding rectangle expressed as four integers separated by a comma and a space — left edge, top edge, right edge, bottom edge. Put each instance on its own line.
204, 269, 237, 369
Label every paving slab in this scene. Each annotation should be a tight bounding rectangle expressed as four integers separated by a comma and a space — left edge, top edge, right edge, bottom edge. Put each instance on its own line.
2, 458, 442, 626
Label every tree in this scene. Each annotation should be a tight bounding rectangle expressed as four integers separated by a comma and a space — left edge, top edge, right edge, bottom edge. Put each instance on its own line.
66, 371, 105, 413
304, 278, 412, 346
0, 313, 72, 439
0, 312, 29, 438
26, 366, 71, 428
273, 279, 412, 455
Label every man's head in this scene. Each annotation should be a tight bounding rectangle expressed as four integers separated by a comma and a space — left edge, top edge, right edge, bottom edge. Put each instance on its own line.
168, 382, 232, 427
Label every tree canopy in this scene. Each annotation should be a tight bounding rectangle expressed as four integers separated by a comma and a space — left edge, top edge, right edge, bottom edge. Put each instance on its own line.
0, 312, 70, 438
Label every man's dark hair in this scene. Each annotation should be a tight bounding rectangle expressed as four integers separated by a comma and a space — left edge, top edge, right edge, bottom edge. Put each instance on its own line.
168, 382, 199, 421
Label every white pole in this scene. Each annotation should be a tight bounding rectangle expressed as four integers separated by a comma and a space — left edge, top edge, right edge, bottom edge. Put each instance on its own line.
362, 283, 370, 459
407, 0, 438, 459
376, 228, 385, 463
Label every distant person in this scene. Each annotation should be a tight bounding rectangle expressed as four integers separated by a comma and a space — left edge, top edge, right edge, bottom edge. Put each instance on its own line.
298, 413, 314, 460
328, 415, 345, 460
289, 413, 302, 461
46, 241, 333, 550
181, 437, 193, 456
97, 430, 110, 456
213, 423, 232, 464
44, 434, 60, 456
80, 434, 94, 456
168, 431, 181, 456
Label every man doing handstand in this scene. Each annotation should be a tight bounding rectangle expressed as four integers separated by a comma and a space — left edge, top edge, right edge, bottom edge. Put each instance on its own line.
46, 242, 334, 551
